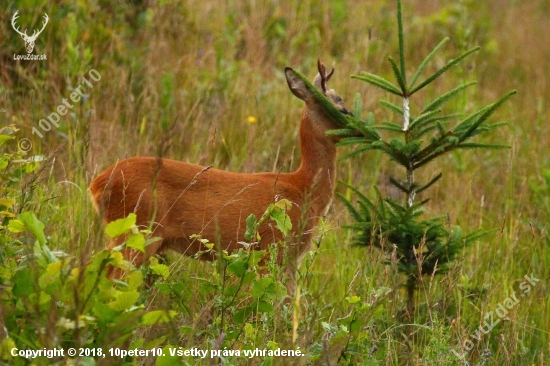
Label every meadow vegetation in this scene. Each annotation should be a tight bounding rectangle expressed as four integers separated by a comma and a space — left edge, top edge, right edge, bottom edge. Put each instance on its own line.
0, 0, 548, 365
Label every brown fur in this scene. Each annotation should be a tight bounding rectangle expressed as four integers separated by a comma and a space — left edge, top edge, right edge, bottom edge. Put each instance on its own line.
90, 62, 351, 292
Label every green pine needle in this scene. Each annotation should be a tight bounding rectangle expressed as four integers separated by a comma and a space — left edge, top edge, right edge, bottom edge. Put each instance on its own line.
409, 47, 480, 95
409, 37, 450, 90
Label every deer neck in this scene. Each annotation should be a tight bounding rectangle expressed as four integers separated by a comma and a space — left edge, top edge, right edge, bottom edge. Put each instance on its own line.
293, 109, 337, 214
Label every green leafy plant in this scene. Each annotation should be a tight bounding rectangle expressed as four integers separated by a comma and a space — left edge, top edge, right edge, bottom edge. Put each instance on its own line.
309, 287, 391, 364
0, 128, 179, 364
333, 0, 516, 316
143, 201, 294, 363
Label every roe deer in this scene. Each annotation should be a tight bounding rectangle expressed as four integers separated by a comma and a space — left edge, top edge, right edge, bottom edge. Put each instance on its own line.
90, 60, 352, 295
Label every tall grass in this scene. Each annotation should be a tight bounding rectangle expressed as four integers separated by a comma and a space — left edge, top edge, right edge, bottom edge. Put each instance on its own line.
0, 0, 548, 364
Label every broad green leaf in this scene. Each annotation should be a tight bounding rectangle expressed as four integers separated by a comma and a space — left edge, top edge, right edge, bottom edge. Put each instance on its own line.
17, 212, 47, 245
198, 281, 216, 295
93, 302, 118, 323
124, 270, 144, 290
256, 300, 274, 313
274, 198, 292, 211
252, 277, 276, 299
180, 326, 193, 334
244, 213, 257, 241
108, 290, 140, 311
39, 261, 63, 289
126, 233, 145, 252
224, 284, 240, 297
0, 198, 15, 208
0, 338, 17, 360
105, 213, 137, 238
227, 260, 248, 278
141, 310, 177, 325
34, 240, 58, 264
150, 263, 170, 280
7, 219, 25, 233
249, 250, 266, 267
0, 135, 14, 147
12, 268, 34, 296
244, 323, 255, 339
270, 208, 292, 236
338, 313, 362, 333
156, 345, 182, 366
233, 306, 253, 324
145, 336, 167, 350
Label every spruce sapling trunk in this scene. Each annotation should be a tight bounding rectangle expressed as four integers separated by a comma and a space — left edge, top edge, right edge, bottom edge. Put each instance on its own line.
329, 0, 516, 317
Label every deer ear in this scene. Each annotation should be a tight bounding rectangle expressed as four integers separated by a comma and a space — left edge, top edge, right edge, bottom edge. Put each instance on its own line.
285, 67, 308, 101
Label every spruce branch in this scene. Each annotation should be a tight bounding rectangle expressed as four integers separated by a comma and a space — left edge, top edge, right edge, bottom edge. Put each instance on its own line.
396, 0, 407, 88
352, 73, 403, 96
422, 81, 477, 113
338, 0, 515, 317
409, 47, 480, 95
409, 37, 450, 90
457, 89, 517, 144
388, 56, 407, 94
380, 100, 404, 115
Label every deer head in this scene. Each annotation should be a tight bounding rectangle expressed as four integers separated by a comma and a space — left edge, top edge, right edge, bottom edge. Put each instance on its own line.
11, 11, 49, 54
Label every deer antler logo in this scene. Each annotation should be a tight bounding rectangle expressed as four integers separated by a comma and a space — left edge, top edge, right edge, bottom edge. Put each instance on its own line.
11, 11, 49, 54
